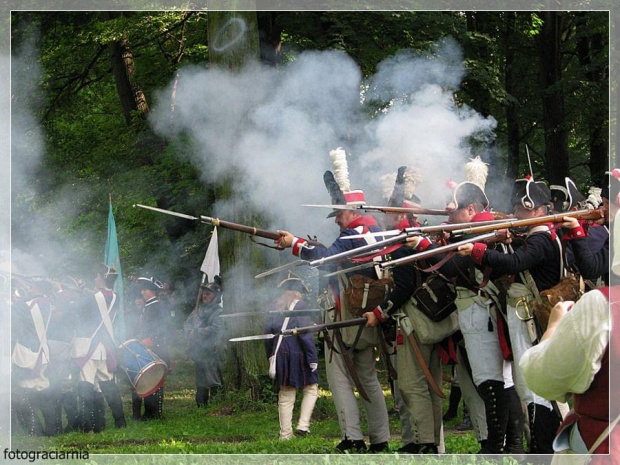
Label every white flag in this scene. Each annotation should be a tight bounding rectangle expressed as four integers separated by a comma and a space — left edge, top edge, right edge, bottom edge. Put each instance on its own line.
200, 227, 220, 282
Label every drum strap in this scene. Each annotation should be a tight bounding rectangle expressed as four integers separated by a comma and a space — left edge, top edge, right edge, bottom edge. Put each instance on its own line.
94, 291, 117, 345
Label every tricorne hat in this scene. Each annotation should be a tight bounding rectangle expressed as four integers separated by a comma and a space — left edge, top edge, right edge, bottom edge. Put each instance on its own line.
446, 157, 490, 210
511, 178, 550, 210
550, 177, 585, 212
137, 276, 163, 291
277, 271, 310, 294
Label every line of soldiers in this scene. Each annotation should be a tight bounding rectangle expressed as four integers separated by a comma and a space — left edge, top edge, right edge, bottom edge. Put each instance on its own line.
275, 148, 613, 454
10, 268, 173, 436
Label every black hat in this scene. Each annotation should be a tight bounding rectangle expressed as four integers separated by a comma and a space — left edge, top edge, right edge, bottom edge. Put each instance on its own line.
325, 148, 366, 218
550, 178, 584, 212
388, 166, 422, 208
137, 276, 163, 291
277, 271, 310, 294
447, 181, 489, 210
549, 184, 569, 212
511, 178, 550, 210
200, 275, 222, 294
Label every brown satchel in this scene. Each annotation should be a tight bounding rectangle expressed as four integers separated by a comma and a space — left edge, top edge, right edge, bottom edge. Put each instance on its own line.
532, 274, 583, 333
344, 274, 394, 316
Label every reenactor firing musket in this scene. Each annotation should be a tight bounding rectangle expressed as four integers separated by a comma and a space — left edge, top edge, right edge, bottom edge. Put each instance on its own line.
449, 208, 604, 238
134, 204, 323, 248
324, 231, 501, 278
339, 217, 510, 241
303, 203, 450, 216
254, 230, 408, 279
229, 317, 367, 342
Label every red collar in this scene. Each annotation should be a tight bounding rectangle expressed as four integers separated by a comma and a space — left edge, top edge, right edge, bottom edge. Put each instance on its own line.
348, 215, 379, 230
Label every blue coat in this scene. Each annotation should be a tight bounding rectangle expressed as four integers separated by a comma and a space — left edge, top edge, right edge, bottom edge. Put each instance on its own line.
264, 300, 319, 388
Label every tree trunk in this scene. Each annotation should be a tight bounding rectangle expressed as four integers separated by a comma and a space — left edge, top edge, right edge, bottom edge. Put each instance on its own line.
110, 37, 149, 126
537, 11, 569, 184
205, 10, 267, 393
504, 12, 520, 183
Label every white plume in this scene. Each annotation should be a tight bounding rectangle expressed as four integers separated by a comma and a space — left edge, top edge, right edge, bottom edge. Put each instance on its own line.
402, 166, 422, 199
330, 147, 351, 193
380, 173, 397, 200
465, 156, 489, 188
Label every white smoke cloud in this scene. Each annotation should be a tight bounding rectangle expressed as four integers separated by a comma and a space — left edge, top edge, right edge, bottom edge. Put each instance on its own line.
150, 37, 497, 241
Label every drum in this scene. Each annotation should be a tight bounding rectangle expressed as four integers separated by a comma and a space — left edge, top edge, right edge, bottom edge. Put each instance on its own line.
118, 339, 167, 397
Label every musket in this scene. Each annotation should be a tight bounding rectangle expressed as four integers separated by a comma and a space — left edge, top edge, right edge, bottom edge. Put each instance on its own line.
324, 231, 501, 277
255, 231, 405, 279
229, 317, 367, 342
135, 204, 322, 247
450, 208, 604, 237
340, 217, 510, 240
219, 309, 321, 319
303, 203, 449, 216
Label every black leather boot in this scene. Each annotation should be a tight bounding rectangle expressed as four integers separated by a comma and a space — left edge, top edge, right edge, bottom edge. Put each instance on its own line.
528, 403, 561, 454
195, 386, 208, 407
92, 390, 106, 433
478, 380, 508, 453
61, 387, 80, 433
77, 381, 95, 432
131, 391, 143, 420
100, 380, 126, 428
504, 387, 525, 453
13, 389, 43, 436
37, 388, 63, 436
443, 384, 462, 421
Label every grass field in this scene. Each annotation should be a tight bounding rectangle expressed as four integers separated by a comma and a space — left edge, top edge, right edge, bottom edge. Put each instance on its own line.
11, 332, 484, 458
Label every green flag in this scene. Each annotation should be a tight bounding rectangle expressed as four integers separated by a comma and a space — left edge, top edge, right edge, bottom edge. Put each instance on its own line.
104, 201, 125, 341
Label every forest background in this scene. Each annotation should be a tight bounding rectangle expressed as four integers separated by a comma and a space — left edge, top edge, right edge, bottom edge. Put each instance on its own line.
3, 5, 616, 461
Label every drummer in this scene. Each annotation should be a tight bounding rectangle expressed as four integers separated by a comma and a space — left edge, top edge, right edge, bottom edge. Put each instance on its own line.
131, 276, 170, 421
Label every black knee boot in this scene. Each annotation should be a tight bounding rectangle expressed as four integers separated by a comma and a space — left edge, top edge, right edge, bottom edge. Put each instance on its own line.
131, 391, 143, 420
196, 386, 208, 408
61, 386, 80, 433
92, 390, 106, 433
100, 380, 126, 428
504, 387, 525, 453
13, 389, 43, 436
528, 403, 561, 454
77, 381, 95, 432
478, 380, 508, 454
443, 384, 462, 421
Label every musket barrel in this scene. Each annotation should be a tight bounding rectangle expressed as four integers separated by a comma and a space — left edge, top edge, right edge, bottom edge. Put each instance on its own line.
199, 216, 281, 240
450, 208, 604, 236
286, 317, 367, 336
381, 232, 499, 269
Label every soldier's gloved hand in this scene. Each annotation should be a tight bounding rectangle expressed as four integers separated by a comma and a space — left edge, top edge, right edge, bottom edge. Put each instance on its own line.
268, 355, 277, 379
141, 337, 153, 348
309, 362, 318, 372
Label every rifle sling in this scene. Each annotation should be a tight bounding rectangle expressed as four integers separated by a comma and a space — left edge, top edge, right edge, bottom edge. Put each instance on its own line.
406, 331, 445, 399
323, 328, 371, 403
